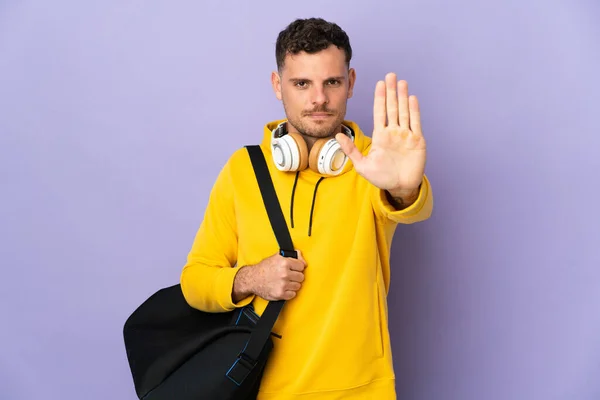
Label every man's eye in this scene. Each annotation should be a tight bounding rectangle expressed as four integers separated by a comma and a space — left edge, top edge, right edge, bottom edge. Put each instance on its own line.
327, 80, 340, 85
295, 81, 307, 88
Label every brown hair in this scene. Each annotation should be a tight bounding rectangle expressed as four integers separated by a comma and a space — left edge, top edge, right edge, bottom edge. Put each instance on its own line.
275, 18, 352, 71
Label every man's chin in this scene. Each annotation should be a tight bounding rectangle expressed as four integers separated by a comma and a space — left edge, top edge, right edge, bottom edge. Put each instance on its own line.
303, 118, 340, 138
305, 129, 336, 139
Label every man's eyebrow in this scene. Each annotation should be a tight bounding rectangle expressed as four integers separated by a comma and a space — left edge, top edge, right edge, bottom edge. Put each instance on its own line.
288, 76, 346, 82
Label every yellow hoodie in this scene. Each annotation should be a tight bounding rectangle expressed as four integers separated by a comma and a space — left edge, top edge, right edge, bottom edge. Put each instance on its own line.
181, 119, 433, 399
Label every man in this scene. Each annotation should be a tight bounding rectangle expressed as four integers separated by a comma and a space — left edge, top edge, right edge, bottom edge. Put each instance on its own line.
181, 17, 433, 399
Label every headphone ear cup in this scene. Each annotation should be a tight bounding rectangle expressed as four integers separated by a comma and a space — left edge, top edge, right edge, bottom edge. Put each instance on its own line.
287, 132, 309, 171
308, 138, 328, 173
309, 138, 348, 176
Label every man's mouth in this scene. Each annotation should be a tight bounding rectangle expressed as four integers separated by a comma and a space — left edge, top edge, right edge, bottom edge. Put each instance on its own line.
307, 113, 333, 118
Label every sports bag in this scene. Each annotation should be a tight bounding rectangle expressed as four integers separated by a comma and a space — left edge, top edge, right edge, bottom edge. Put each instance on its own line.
123, 145, 296, 399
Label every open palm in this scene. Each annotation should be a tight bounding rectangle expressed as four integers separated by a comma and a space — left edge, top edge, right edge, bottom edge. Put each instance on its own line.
336, 73, 426, 193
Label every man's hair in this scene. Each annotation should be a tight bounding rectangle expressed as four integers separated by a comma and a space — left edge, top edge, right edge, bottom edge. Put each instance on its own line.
275, 18, 352, 71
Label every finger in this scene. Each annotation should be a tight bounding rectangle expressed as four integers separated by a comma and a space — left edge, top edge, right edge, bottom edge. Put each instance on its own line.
385, 73, 399, 126
295, 249, 306, 266
288, 271, 305, 283
398, 80, 410, 129
288, 259, 306, 272
385, 73, 398, 126
336, 132, 364, 167
283, 291, 297, 300
373, 80, 386, 130
409, 95, 422, 136
286, 281, 302, 292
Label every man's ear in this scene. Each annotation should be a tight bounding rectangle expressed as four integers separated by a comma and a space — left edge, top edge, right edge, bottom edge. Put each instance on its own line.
271, 71, 282, 101
347, 68, 356, 99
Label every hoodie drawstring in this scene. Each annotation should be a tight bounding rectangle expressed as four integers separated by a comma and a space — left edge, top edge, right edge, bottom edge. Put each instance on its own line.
308, 177, 325, 237
289, 172, 325, 237
290, 171, 300, 228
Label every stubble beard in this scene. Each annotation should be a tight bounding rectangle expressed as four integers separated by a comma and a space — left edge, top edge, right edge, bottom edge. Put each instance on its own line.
282, 99, 347, 140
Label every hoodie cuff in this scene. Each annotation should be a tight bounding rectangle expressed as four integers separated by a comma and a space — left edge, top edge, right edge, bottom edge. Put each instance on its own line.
216, 266, 256, 310
375, 175, 432, 224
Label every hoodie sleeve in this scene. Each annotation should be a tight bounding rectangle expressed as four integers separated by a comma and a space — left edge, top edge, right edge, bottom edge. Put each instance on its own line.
372, 174, 433, 224
180, 152, 255, 313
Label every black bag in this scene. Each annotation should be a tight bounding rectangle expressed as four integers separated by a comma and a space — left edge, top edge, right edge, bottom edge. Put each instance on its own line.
123, 145, 297, 400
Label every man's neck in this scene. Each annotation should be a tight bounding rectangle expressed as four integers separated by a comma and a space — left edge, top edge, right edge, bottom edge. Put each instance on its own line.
302, 135, 328, 152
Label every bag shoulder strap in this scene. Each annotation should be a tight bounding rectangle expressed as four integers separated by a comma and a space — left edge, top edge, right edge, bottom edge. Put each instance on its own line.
246, 145, 296, 254
238, 145, 296, 362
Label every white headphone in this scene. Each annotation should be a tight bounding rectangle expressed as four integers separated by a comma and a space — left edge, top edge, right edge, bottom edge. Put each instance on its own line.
270, 122, 354, 176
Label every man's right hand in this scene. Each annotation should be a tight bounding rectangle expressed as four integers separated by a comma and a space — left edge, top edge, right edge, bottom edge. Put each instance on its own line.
232, 250, 307, 302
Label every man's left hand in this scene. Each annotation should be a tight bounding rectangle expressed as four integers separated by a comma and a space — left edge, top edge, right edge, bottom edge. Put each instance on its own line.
336, 72, 426, 202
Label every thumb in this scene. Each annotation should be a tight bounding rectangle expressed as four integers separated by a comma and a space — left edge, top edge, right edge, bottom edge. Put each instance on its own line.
336, 133, 364, 167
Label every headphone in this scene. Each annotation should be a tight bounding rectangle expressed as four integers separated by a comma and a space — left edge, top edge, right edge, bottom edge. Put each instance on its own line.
270, 122, 355, 176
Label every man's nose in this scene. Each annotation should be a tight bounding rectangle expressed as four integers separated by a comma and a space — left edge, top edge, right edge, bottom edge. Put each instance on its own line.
310, 86, 328, 106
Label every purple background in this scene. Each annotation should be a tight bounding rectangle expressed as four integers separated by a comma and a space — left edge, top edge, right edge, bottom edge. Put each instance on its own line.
1, 1, 599, 399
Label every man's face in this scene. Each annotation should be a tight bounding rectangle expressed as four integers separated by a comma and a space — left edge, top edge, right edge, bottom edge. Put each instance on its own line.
272, 45, 355, 139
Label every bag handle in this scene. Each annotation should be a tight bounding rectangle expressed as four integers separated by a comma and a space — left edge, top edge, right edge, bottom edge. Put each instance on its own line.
225, 145, 296, 385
